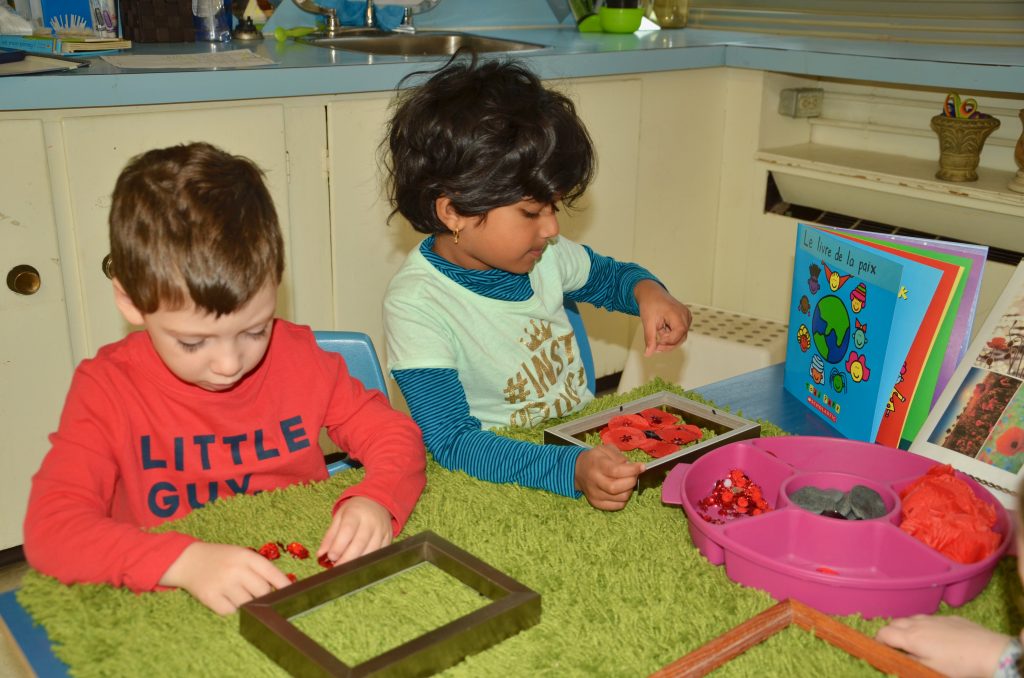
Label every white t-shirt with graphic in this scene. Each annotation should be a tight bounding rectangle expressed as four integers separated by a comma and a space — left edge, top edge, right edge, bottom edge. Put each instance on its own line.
384, 237, 595, 430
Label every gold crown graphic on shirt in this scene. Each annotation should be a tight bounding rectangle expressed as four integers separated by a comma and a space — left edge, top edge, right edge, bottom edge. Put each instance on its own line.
521, 319, 553, 351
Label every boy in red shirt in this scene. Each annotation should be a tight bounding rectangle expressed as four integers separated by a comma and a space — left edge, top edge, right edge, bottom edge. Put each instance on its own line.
23, 142, 426, 615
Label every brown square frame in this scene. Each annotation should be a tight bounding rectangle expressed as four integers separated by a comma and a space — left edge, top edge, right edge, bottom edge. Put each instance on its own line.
240, 531, 541, 677
649, 599, 943, 678
544, 391, 761, 489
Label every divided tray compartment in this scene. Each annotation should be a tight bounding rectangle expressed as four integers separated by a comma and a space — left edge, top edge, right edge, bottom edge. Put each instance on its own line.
662, 436, 1012, 619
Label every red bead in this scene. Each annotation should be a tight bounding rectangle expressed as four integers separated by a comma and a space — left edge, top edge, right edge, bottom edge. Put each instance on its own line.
317, 553, 334, 568
697, 467, 772, 523
285, 542, 309, 559
258, 542, 281, 560
286, 573, 297, 583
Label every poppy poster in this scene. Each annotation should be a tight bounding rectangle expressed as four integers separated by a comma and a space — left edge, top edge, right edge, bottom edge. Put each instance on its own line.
912, 261, 1024, 508
783, 223, 941, 442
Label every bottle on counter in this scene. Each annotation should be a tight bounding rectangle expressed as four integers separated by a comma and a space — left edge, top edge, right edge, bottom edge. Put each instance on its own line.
192, 0, 232, 41
646, 0, 688, 28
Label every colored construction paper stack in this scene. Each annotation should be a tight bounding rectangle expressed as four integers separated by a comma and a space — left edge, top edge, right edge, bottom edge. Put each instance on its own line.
783, 223, 986, 446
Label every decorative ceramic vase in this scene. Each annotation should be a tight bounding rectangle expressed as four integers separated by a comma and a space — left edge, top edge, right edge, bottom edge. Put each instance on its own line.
1008, 109, 1024, 194
930, 113, 1001, 182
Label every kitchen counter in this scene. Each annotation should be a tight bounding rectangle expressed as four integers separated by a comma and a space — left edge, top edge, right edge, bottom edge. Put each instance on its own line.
6, 23, 1024, 111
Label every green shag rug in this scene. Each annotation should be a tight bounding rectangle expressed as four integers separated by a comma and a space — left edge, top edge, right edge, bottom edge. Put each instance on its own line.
17, 379, 1022, 676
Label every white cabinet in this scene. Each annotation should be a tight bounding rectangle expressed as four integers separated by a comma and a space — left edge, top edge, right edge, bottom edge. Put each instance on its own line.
59, 103, 298, 354
0, 101, 330, 550
0, 71, 725, 548
713, 69, 1024, 326
0, 120, 76, 550
325, 72, 724, 385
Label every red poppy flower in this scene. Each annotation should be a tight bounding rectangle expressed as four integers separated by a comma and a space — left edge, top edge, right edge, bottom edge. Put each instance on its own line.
647, 441, 680, 457
997, 427, 1024, 456
640, 408, 681, 428
988, 337, 1008, 350
607, 414, 653, 431
654, 424, 702, 446
600, 425, 658, 451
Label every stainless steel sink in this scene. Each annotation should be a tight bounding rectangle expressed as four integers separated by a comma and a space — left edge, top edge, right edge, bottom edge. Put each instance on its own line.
298, 30, 547, 56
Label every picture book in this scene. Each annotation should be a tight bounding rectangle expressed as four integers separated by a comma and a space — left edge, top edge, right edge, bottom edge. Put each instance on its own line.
847, 235, 987, 403
0, 32, 128, 55
783, 223, 941, 442
815, 226, 982, 448
40, 0, 118, 36
911, 261, 1024, 508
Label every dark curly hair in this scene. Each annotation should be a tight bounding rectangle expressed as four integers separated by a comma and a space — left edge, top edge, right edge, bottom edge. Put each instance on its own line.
382, 53, 596, 234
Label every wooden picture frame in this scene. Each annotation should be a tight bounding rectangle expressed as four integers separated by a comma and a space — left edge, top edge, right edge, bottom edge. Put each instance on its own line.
240, 531, 541, 677
649, 599, 942, 678
544, 391, 761, 489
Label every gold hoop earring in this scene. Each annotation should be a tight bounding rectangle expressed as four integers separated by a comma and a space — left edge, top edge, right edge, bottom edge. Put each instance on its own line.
453, 229, 460, 244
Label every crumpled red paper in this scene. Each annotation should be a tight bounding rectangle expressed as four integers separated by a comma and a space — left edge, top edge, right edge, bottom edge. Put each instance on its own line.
898, 464, 1000, 564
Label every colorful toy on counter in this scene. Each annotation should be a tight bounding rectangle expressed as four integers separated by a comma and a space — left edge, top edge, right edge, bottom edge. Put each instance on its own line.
661, 436, 1011, 619
274, 25, 316, 41
943, 92, 988, 120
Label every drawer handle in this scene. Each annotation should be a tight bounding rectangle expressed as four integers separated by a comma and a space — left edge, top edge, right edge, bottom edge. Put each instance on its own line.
6, 264, 41, 295
102, 254, 114, 280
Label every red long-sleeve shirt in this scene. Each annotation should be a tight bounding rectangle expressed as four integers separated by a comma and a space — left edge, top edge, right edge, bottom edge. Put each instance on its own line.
23, 320, 425, 592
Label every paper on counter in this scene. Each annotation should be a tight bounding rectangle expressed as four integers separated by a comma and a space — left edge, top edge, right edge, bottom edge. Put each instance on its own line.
101, 49, 274, 69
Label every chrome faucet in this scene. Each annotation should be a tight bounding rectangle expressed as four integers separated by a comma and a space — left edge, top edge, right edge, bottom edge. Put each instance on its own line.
291, 0, 439, 35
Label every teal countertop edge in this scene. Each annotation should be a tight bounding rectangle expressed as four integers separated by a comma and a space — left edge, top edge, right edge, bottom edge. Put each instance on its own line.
5, 27, 1024, 111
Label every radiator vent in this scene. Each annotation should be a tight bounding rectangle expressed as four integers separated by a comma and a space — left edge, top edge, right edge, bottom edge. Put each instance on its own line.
764, 173, 1023, 267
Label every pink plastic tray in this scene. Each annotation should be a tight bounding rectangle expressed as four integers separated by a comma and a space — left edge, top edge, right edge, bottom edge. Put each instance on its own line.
661, 436, 1011, 619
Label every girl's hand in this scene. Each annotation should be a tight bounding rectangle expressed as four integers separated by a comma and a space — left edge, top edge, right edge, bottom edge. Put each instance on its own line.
160, 541, 292, 615
317, 496, 393, 567
574, 444, 645, 511
875, 614, 1012, 678
634, 280, 691, 356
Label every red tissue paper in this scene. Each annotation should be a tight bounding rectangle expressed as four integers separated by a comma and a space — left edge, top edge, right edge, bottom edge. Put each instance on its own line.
898, 464, 1000, 564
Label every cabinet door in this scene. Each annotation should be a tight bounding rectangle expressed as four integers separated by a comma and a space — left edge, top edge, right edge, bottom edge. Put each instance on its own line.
60, 105, 294, 356
552, 77, 643, 379
326, 94, 422, 358
0, 120, 75, 550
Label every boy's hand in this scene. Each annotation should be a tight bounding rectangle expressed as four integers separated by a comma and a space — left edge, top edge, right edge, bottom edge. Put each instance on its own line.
574, 444, 645, 511
875, 614, 1011, 678
317, 496, 393, 567
160, 541, 292, 615
633, 280, 692, 357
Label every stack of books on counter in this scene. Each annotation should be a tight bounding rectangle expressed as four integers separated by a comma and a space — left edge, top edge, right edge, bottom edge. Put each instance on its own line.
1, 0, 131, 57
0, 32, 131, 56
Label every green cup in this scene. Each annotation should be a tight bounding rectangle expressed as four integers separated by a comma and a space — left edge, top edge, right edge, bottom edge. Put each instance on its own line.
598, 6, 644, 33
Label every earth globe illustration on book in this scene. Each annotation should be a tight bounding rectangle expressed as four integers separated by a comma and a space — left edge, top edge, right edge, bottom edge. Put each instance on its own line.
812, 294, 851, 363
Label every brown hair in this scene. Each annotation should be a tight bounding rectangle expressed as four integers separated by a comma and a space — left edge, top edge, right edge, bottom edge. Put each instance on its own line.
109, 142, 284, 316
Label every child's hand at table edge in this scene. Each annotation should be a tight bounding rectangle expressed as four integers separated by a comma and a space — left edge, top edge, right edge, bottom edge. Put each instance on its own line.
634, 280, 691, 357
575, 443, 645, 511
160, 541, 292, 615
317, 496, 393, 567
875, 614, 1012, 678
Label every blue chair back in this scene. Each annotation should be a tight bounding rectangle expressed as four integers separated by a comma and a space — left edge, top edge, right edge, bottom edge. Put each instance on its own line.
564, 299, 596, 394
313, 330, 388, 474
